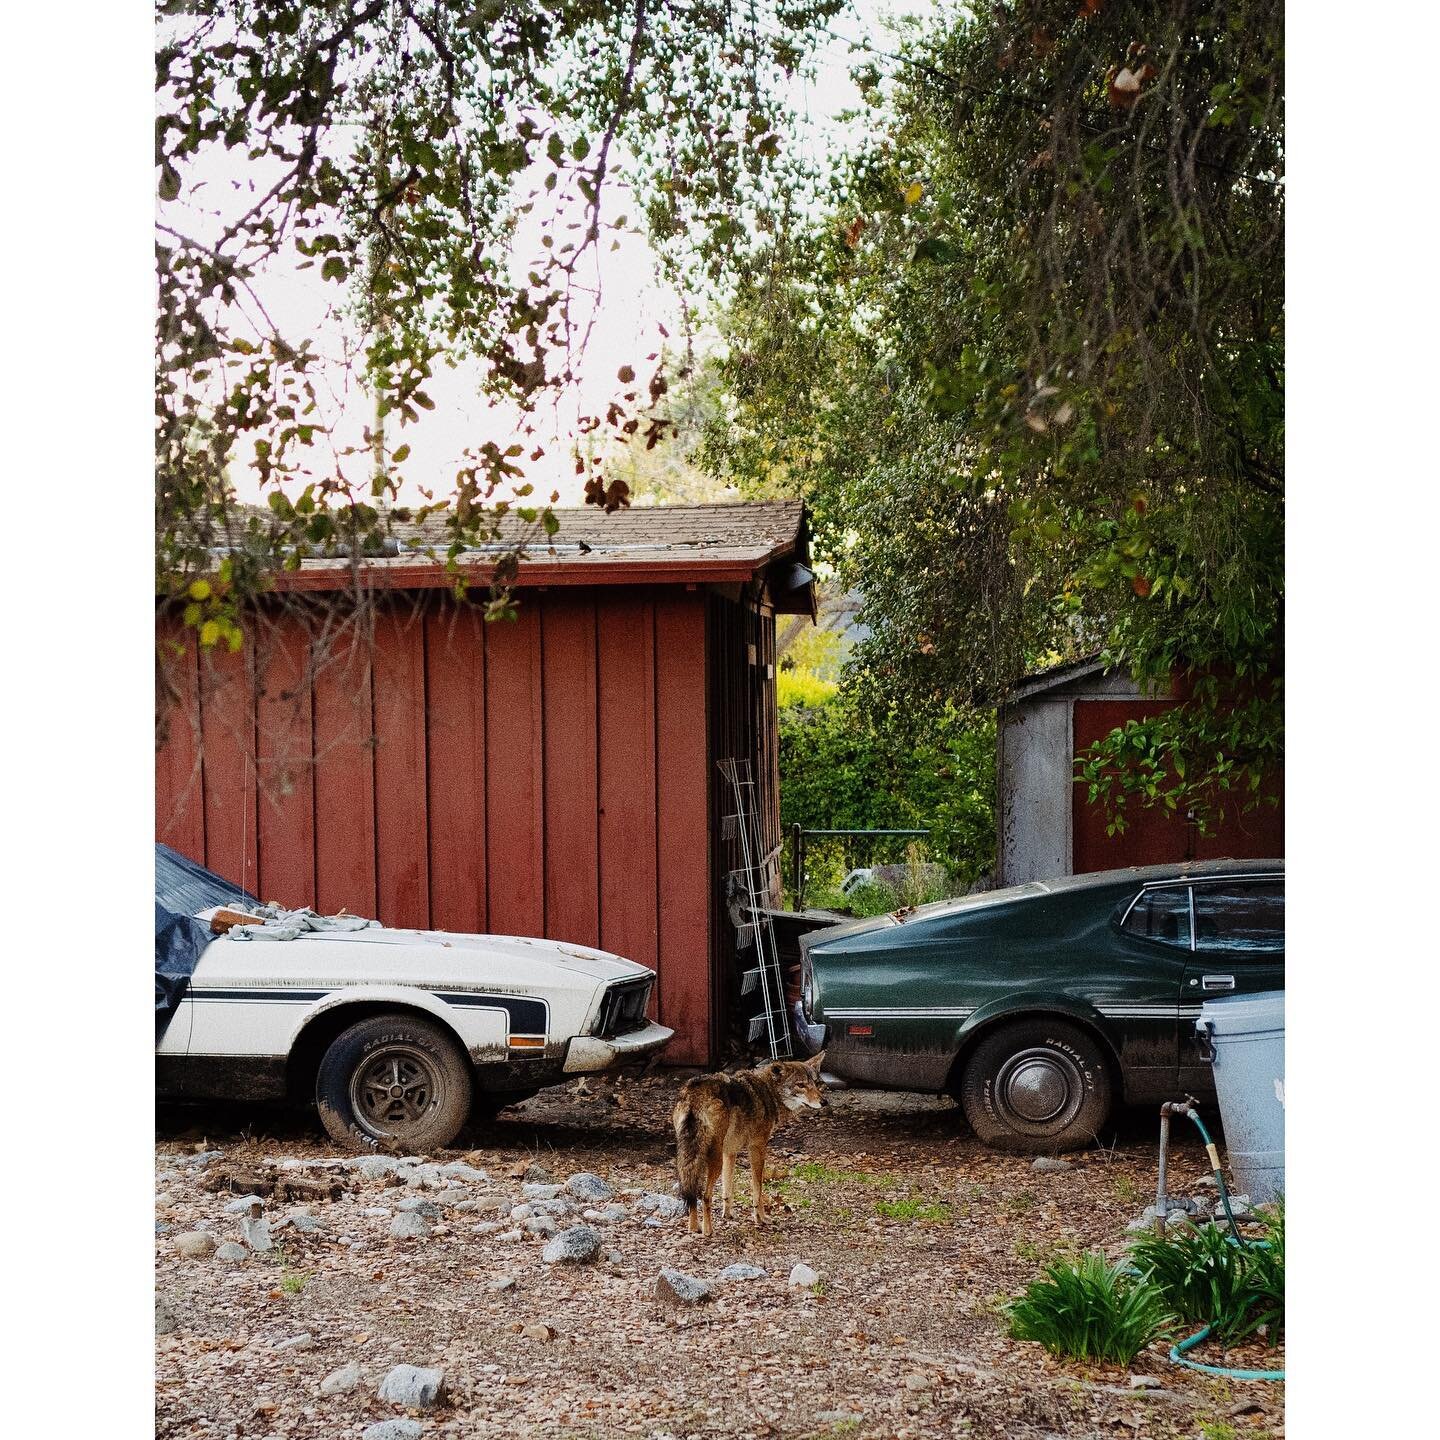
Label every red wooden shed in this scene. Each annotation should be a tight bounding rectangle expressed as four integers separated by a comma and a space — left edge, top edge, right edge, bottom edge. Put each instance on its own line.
155, 501, 815, 1065
996, 657, 1283, 885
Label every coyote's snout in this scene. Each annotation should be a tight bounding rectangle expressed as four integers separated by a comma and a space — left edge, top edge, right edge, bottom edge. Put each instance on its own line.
671, 1052, 827, 1237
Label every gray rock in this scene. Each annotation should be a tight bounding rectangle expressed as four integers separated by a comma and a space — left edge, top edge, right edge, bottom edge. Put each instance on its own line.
642, 1217, 666, 1228
224, 1193, 267, 1214
215, 1242, 249, 1262
522, 1183, 564, 1201
184, 1149, 225, 1167
583, 1204, 628, 1223
522, 1162, 554, 1183
378, 1363, 445, 1409
509, 1203, 534, 1222
495, 1228, 524, 1241
472, 1222, 502, 1236
432, 1187, 470, 1208
656, 1270, 712, 1307
1031, 1157, 1072, 1173
320, 1361, 363, 1396
1129, 1374, 1163, 1390
397, 1196, 440, 1218
566, 1172, 615, 1203
529, 1198, 572, 1217
1194, 1173, 1219, 1189
174, 1231, 218, 1259
390, 1212, 432, 1240
542, 1225, 602, 1265
241, 1213, 275, 1253
488, 1274, 518, 1293
364, 1207, 393, 1219
523, 1215, 558, 1238
635, 1192, 686, 1220
156, 1294, 181, 1335
286, 1212, 325, 1233
273, 1333, 313, 1352
353, 1156, 400, 1182
155, 1220, 170, 1235
362, 1422, 423, 1440
719, 1262, 766, 1281
440, 1162, 488, 1184
403, 1165, 445, 1190
788, 1263, 820, 1288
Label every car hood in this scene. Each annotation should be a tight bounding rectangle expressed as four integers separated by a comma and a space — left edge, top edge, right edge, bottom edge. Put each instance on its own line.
195, 925, 649, 992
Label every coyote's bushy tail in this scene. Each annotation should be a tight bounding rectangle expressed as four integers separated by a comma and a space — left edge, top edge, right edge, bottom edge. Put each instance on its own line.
673, 1091, 710, 1204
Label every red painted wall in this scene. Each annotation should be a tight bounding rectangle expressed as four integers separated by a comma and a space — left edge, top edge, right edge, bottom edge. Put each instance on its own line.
156, 588, 715, 1063
1071, 699, 1284, 875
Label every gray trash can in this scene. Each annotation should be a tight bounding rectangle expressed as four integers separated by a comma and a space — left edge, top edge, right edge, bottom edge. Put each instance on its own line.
1197, 991, 1285, 1204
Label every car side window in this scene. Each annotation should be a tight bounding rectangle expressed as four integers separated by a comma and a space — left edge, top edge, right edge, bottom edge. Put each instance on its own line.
1191, 881, 1284, 954
1121, 886, 1192, 949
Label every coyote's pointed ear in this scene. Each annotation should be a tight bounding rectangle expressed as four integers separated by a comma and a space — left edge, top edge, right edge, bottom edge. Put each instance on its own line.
807, 1049, 826, 1072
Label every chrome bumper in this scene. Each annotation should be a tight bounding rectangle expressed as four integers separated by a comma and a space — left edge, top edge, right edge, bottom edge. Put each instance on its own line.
562, 1020, 674, 1074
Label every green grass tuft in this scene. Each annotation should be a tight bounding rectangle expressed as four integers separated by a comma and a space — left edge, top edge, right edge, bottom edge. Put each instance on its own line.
874, 1196, 951, 1222
1007, 1252, 1173, 1364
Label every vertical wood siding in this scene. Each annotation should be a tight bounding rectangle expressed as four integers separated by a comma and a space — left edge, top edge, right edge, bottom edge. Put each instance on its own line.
1071, 699, 1284, 874
155, 588, 722, 1061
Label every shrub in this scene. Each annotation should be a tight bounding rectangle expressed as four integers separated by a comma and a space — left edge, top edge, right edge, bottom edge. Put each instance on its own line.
1128, 1201, 1284, 1346
779, 697, 995, 889
1007, 1252, 1173, 1364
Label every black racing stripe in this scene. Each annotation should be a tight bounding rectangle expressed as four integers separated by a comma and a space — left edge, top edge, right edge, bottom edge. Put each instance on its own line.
432, 992, 548, 1035
188, 989, 327, 1002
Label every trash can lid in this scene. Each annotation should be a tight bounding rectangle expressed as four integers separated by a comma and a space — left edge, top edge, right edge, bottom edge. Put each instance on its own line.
1199, 989, 1285, 1037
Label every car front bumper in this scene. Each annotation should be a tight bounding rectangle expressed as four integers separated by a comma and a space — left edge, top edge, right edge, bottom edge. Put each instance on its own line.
562, 1020, 675, 1074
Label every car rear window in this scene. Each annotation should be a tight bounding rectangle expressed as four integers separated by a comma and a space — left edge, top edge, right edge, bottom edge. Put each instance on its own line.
1192, 881, 1284, 953
1121, 885, 1192, 949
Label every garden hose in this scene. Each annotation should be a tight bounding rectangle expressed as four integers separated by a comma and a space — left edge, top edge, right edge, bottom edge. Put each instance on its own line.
1163, 1104, 1285, 1382
1169, 1325, 1285, 1382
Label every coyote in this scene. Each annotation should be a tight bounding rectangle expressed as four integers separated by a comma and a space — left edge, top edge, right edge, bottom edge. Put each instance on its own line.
671, 1052, 827, 1237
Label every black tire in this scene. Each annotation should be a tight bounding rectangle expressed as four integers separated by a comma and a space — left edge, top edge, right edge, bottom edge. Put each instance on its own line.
315, 1013, 472, 1153
958, 1018, 1113, 1154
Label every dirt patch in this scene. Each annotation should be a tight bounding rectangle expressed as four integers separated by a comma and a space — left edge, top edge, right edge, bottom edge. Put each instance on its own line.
156, 1077, 1284, 1439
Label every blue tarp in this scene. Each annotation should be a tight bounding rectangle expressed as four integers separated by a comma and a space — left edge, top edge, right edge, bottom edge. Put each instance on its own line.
155, 844, 257, 1042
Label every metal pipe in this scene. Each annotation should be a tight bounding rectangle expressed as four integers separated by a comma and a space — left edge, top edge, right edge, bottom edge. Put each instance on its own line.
1155, 1110, 1171, 1237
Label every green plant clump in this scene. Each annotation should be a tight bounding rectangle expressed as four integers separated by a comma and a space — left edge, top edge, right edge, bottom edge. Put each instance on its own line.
1007, 1252, 1173, 1365
1128, 1201, 1284, 1346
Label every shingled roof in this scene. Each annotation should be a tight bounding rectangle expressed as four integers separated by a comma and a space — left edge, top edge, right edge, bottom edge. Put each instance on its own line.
236, 500, 814, 608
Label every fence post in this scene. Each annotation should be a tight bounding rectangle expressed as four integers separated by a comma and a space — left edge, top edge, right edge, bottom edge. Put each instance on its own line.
791, 822, 804, 911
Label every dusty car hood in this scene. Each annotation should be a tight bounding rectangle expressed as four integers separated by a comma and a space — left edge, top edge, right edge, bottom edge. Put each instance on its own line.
194, 926, 648, 992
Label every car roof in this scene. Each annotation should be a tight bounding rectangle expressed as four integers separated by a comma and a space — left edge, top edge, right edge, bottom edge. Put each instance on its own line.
811, 858, 1283, 945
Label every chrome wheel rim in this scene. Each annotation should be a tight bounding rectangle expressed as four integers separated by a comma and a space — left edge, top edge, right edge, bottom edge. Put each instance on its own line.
995, 1046, 1083, 1129
350, 1045, 442, 1140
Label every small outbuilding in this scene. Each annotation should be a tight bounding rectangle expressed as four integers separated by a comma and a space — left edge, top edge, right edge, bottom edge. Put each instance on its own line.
155, 501, 815, 1065
996, 657, 1283, 886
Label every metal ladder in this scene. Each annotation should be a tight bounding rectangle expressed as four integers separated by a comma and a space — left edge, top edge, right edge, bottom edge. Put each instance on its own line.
718, 757, 792, 1059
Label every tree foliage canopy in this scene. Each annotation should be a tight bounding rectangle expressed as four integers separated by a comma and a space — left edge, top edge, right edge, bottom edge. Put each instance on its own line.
705, 0, 1284, 828
156, 0, 843, 653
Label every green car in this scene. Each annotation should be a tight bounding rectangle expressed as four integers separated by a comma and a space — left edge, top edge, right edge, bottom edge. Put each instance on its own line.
796, 859, 1284, 1152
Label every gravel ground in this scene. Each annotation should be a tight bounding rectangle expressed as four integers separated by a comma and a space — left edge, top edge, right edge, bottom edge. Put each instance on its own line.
156, 1076, 1284, 1440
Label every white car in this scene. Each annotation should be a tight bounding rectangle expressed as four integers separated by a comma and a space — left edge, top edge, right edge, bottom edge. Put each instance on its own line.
155, 845, 673, 1151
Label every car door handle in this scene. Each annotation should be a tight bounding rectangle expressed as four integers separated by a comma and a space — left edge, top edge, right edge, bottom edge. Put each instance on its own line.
1201, 974, 1236, 991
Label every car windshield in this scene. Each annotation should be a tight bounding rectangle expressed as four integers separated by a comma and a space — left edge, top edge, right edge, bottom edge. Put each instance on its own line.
155, 844, 258, 917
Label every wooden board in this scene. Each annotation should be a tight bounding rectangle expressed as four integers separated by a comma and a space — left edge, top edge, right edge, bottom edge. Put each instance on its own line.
255, 622, 315, 906
654, 594, 711, 1062
198, 637, 257, 895
597, 594, 659, 984
425, 602, 488, 933
484, 604, 545, 936
372, 605, 431, 928
311, 619, 378, 918
541, 594, 600, 947
155, 623, 205, 862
